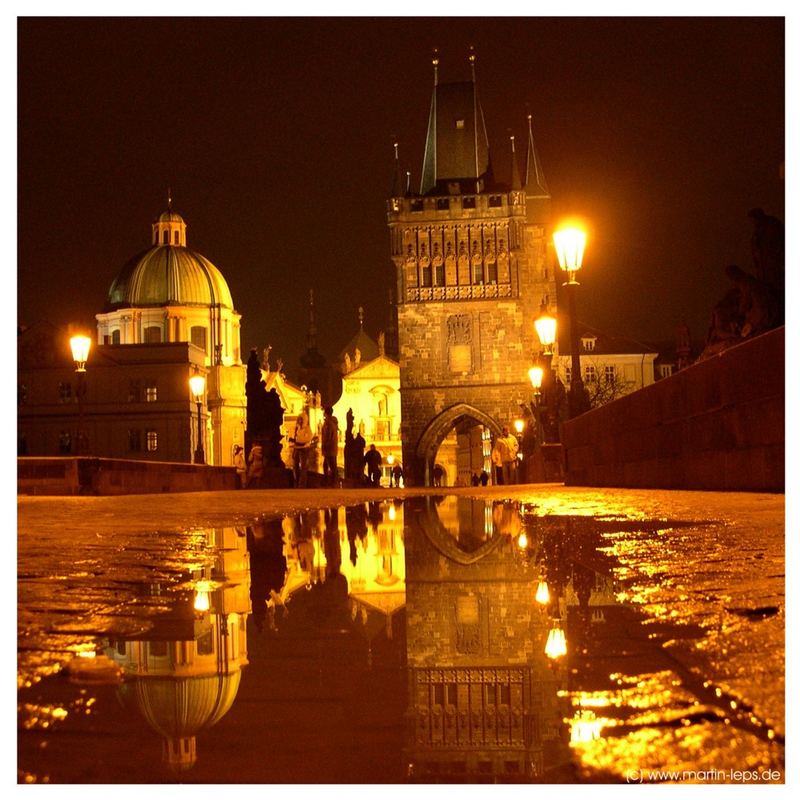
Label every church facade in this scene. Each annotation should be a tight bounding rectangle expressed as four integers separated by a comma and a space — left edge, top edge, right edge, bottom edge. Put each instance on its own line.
388, 54, 557, 486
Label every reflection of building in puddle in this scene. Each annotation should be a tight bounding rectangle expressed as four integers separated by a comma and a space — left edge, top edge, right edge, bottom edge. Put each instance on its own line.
403, 497, 569, 782
105, 526, 251, 772
268, 502, 406, 641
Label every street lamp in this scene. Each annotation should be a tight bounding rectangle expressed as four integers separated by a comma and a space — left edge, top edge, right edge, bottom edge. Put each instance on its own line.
69, 334, 91, 454
553, 226, 591, 418
189, 374, 206, 464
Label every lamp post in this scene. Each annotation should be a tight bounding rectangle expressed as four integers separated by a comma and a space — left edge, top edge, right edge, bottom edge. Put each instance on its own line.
553, 227, 591, 418
189, 374, 206, 464
69, 335, 91, 455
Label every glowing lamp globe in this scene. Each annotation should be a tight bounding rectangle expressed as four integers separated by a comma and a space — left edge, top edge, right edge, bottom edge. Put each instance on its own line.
553, 227, 586, 278
529, 366, 544, 390
70, 335, 92, 372
545, 622, 567, 659
189, 374, 206, 400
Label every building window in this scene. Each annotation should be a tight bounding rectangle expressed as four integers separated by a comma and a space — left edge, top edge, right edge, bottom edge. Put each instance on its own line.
146, 430, 158, 452
473, 260, 484, 285
433, 261, 445, 286
488, 195, 502, 208
410, 199, 423, 212
604, 365, 616, 384
436, 198, 450, 211
191, 326, 208, 353
455, 119, 465, 129
162, 231, 169, 244
585, 365, 597, 383
659, 364, 674, 379
111, 329, 121, 344
420, 262, 432, 287
128, 380, 141, 402
58, 431, 72, 454
173, 230, 180, 245
128, 429, 141, 452
144, 326, 161, 343
58, 381, 72, 403
145, 382, 158, 402
18, 383, 27, 406
581, 336, 597, 352
462, 196, 476, 209
486, 261, 497, 284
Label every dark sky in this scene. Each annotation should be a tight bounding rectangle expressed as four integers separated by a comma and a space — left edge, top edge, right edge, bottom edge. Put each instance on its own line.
18, 17, 784, 373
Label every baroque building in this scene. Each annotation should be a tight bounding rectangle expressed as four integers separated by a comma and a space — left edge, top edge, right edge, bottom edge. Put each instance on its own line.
388, 54, 556, 486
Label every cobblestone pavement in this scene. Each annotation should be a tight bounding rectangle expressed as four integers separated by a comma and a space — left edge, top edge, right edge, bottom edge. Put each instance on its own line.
17, 484, 786, 784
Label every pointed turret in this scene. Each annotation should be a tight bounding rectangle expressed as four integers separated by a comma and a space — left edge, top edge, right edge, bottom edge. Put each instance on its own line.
419, 49, 491, 195
510, 134, 523, 190
524, 114, 550, 197
390, 141, 405, 198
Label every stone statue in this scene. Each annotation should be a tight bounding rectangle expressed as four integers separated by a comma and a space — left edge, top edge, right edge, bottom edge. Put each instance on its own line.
749, 208, 784, 323
244, 347, 286, 470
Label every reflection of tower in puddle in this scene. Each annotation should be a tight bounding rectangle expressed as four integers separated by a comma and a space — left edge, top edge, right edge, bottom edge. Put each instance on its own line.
404, 497, 567, 782
105, 526, 251, 772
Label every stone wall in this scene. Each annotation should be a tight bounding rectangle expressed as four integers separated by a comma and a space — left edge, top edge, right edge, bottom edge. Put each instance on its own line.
561, 327, 784, 492
18, 457, 238, 496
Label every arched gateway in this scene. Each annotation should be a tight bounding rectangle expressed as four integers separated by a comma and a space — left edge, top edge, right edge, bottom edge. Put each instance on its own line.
388, 54, 556, 485
415, 403, 502, 486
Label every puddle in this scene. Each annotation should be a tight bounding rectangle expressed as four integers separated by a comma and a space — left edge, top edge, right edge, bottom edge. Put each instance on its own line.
17, 496, 784, 783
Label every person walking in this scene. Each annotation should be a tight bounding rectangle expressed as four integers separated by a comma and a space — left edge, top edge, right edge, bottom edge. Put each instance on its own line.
320, 406, 339, 486
364, 444, 383, 486
233, 444, 246, 488
391, 462, 404, 488
498, 426, 519, 486
291, 411, 314, 487
246, 441, 264, 488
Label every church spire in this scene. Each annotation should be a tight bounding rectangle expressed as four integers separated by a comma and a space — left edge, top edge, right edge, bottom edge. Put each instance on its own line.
306, 288, 317, 351
390, 140, 404, 197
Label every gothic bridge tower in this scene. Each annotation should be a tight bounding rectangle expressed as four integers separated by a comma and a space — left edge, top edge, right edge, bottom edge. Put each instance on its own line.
388, 52, 555, 485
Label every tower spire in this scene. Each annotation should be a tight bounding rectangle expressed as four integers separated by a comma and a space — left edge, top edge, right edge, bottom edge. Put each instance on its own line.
510, 133, 522, 190
432, 48, 439, 86
468, 45, 476, 82
525, 113, 550, 196
390, 139, 405, 197
167, 187, 172, 210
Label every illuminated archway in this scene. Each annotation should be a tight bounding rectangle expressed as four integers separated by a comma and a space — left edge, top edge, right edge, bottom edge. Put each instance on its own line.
415, 403, 502, 487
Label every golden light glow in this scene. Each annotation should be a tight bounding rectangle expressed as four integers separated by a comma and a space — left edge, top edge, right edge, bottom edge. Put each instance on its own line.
529, 366, 544, 390
69, 334, 91, 372
189, 374, 206, 399
388, 504, 397, 522
534, 312, 557, 349
535, 579, 551, 605
570, 709, 605, 744
517, 531, 528, 550
553, 227, 586, 274
545, 621, 567, 659
194, 591, 210, 612
387, 453, 395, 465
513, 418, 525, 434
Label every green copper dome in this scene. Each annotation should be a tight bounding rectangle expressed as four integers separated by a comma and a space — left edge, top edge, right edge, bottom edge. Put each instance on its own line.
106, 245, 234, 310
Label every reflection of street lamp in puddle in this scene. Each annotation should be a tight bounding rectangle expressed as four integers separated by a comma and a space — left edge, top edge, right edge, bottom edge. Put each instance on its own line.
535, 576, 551, 606
545, 617, 567, 660
194, 580, 213, 612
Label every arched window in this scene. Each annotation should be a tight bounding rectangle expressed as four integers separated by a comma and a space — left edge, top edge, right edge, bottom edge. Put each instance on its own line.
162, 230, 169, 244
144, 326, 161, 343
434, 262, 445, 286
111, 329, 121, 344
173, 230, 180, 245
473, 261, 484, 285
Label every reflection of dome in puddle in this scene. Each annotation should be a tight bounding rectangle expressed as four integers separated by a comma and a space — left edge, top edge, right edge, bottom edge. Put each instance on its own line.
118, 671, 242, 771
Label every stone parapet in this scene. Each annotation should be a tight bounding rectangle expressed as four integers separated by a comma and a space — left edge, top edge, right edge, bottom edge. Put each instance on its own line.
18, 457, 238, 496
562, 327, 784, 492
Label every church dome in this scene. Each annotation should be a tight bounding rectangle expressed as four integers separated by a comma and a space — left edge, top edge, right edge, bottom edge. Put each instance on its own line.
105, 204, 234, 311
106, 246, 234, 310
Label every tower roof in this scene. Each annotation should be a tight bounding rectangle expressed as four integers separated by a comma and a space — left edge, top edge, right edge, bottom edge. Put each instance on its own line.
420, 53, 491, 195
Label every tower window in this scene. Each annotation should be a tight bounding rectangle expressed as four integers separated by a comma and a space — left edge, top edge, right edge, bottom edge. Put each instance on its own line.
145, 382, 158, 402
146, 430, 158, 452
173, 230, 180, 245
434, 261, 445, 286
455, 119, 465, 129
111, 329, 121, 344
462, 197, 476, 210
436, 198, 450, 210
488, 195, 503, 208
144, 326, 161, 343
420, 263, 432, 287
162, 230, 169, 244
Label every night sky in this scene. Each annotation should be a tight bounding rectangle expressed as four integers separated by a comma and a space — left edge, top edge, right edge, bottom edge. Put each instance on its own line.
18, 17, 784, 374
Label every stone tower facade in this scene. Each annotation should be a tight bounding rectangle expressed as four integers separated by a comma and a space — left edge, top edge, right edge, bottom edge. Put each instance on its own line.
388, 54, 556, 485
